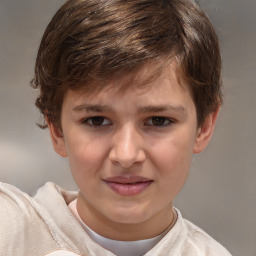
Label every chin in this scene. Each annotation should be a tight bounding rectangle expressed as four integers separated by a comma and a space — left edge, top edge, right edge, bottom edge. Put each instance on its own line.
111, 215, 148, 225
107, 205, 151, 224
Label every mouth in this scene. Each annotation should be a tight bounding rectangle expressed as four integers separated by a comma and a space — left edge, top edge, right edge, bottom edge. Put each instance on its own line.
103, 176, 153, 196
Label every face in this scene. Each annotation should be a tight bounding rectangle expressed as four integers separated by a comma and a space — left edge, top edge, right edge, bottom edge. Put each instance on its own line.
49, 63, 217, 240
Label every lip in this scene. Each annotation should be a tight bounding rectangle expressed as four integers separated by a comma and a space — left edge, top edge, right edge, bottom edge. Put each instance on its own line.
104, 176, 153, 196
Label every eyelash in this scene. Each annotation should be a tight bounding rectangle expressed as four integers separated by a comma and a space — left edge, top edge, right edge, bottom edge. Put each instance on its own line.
81, 116, 175, 128
145, 116, 175, 127
82, 116, 112, 127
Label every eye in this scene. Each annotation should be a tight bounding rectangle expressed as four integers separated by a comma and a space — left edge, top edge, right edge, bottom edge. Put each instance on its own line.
146, 117, 174, 127
83, 116, 112, 127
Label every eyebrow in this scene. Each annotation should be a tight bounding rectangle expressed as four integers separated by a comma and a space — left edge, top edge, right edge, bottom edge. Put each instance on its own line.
137, 105, 186, 114
73, 104, 185, 114
73, 104, 115, 113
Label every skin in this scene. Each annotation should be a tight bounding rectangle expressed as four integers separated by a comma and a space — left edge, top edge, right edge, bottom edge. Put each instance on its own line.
48, 63, 219, 241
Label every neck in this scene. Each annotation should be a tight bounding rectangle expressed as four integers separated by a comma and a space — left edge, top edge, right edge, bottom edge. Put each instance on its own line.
77, 193, 175, 241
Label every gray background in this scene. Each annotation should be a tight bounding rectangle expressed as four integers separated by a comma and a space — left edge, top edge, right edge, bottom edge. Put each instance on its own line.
0, 0, 255, 255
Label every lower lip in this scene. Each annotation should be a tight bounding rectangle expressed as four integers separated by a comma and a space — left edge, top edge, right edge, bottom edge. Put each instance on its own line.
105, 181, 153, 196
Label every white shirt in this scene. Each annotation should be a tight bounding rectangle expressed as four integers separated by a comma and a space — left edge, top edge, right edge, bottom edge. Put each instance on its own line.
68, 199, 176, 256
0, 182, 232, 256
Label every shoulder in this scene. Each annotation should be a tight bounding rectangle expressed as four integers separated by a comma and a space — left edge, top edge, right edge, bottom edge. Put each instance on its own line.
0, 182, 39, 251
0, 182, 33, 217
147, 209, 232, 256
0, 181, 76, 223
0, 182, 72, 255
181, 216, 232, 256
0, 182, 48, 234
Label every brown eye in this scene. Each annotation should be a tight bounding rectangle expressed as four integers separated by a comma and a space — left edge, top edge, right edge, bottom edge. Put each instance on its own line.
146, 117, 173, 127
84, 116, 111, 127
152, 117, 168, 126
90, 117, 104, 126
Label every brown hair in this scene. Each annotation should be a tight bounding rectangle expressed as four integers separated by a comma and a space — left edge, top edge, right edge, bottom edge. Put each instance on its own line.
31, 0, 222, 129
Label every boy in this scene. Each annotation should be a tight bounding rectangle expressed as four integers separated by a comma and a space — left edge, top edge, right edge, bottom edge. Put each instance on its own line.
0, 0, 232, 255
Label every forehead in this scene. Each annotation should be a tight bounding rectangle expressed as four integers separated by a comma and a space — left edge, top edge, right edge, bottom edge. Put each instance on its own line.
62, 61, 193, 110
67, 60, 188, 100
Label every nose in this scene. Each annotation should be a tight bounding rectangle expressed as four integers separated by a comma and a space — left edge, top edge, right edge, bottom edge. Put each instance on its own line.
109, 124, 146, 168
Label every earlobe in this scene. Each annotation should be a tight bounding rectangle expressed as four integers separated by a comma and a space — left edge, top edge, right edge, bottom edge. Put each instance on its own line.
47, 119, 67, 158
193, 107, 220, 154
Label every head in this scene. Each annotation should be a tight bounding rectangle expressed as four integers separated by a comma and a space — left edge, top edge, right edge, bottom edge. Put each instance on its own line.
32, 0, 222, 130
31, 0, 222, 240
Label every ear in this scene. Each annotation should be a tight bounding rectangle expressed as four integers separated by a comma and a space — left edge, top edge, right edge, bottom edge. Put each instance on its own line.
47, 119, 67, 158
193, 107, 220, 154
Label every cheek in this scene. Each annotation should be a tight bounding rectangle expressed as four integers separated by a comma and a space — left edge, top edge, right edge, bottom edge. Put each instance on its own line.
151, 135, 194, 171
65, 135, 109, 178
150, 134, 195, 194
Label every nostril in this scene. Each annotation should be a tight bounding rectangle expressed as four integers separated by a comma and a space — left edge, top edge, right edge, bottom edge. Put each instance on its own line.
109, 148, 146, 168
108, 128, 146, 167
